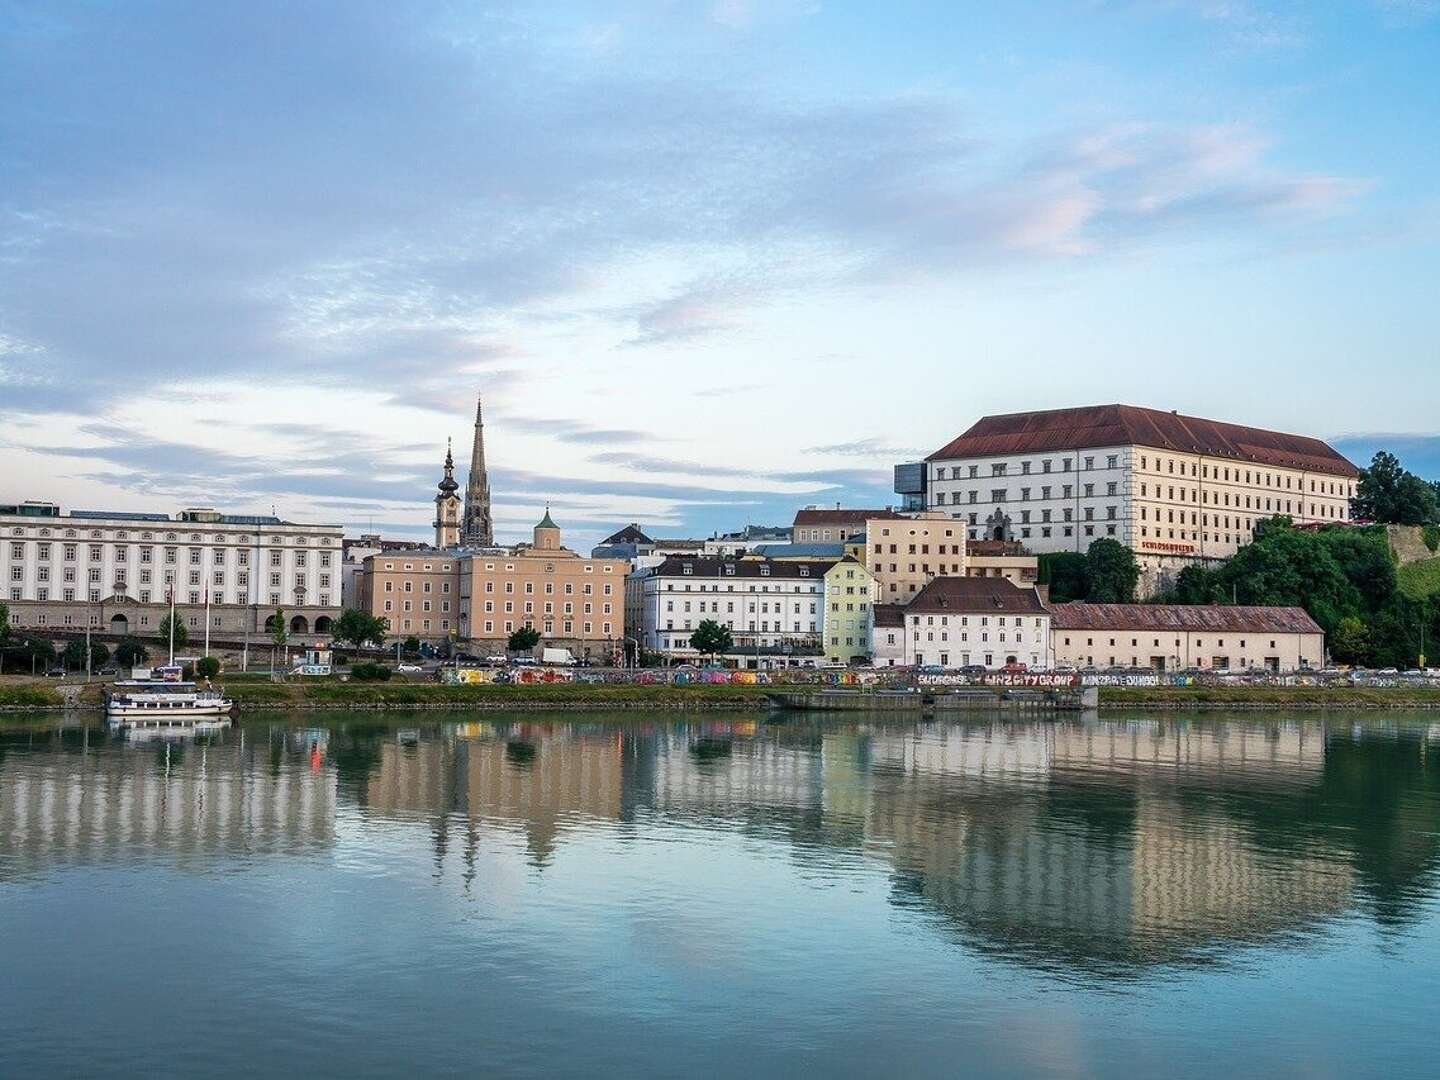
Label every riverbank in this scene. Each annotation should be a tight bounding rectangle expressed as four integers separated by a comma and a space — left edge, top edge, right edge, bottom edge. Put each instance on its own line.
7, 679, 1440, 713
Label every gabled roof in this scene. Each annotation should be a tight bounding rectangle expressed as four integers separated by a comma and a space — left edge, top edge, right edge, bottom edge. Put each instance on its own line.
926, 404, 1357, 478
1050, 603, 1324, 635
792, 508, 901, 528
600, 523, 653, 545
908, 577, 1048, 615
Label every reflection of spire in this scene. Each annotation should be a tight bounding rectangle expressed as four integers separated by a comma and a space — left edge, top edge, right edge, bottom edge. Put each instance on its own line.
461, 393, 494, 545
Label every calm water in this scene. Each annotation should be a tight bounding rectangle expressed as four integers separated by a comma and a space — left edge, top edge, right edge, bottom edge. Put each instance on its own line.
3, 711, 1440, 1078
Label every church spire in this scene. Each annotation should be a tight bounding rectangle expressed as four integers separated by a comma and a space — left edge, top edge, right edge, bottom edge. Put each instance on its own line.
461, 392, 494, 546
434, 437, 462, 548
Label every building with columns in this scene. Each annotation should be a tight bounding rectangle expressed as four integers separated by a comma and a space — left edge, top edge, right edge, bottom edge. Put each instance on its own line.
2, 501, 342, 642
923, 404, 1357, 594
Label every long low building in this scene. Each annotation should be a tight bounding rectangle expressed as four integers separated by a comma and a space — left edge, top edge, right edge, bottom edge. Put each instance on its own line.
1050, 603, 1325, 672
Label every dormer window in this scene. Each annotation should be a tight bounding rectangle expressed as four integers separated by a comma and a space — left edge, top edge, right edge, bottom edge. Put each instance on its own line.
759, 566, 770, 576
799, 566, 809, 576
682, 564, 693, 575
724, 565, 735, 576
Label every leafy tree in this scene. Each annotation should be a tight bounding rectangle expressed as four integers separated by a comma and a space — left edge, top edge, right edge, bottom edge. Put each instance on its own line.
63, 638, 89, 670
1330, 616, 1371, 666
1355, 450, 1439, 525
508, 626, 541, 652
271, 610, 289, 649
332, 608, 386, 649
7, 634, 56, 671
195, 656, 221, 678
158, 613, 188, 650
402, 635, 422, 656
0, 599, 9, 646
689, 619, 734, 661
114, 638, 149, 668
1171, 563, 1222, 605
1084, 539, 1140, 603
90, 641, 110, 668
1213, 522, 1361, 634
1038, 552, 1088, 603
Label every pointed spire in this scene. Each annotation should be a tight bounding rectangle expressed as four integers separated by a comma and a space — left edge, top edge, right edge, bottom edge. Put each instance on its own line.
437, 437, 459, 495
537, 505, 557, 530
461, 391, 494, 545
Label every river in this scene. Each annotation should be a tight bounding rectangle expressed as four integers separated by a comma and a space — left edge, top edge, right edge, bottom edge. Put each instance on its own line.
3, 711, 1439, 1078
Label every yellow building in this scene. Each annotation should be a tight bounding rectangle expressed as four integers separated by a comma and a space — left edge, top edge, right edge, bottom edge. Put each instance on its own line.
823, 556, 876, 664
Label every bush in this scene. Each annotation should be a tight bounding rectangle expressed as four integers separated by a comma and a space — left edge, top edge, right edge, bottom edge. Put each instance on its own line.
350, 661, 393, 681
114, 638, 149, 668
195, 656, 221, 678
181, 663, 195, 681
1423, 524, 1440, 553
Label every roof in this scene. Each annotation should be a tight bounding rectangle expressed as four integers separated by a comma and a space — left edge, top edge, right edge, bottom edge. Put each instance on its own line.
792, 508, 901, 528
1050, 603, 1324, 635
926, 404, 1357, 478
536, 508, 558, 530
650, 556, 837, 580
908, 577, 1049, 615
873, 603, 906, 628
751, 542, 849, 559
600, 523, 653, 545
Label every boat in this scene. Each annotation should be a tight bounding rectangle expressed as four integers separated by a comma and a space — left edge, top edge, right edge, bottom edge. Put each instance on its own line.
104, 680, 239, 728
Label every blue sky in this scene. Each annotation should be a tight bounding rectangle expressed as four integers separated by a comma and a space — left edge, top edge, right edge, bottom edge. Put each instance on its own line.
2, 1, 1437, 549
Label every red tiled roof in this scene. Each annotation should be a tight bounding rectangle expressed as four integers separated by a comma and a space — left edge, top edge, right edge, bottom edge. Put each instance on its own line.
872, 603, 906, 627
792, 508, 900, 527
1049, 603, 1323, 635
908, 576, 1048, 615
926, 404, 1357, 478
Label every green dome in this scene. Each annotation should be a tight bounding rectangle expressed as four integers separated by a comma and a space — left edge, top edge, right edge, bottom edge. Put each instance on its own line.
536, 507, 558, 530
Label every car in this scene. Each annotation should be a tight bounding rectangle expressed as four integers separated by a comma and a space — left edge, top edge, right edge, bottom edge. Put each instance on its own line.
960, 665, 986, 676
1002, 662, 1028, 675
1377, 667, 1400, 676
396, 662, 424, 673
45, 667, 66, 677
485, 655, 508, 665
511, 656, 538, 666
98, 665, 120, 676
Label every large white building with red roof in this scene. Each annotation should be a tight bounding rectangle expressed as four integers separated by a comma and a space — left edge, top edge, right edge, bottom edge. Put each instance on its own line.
922, 403, 1358, 592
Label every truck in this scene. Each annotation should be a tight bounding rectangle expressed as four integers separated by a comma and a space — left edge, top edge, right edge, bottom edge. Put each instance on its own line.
540, 647, 577, 667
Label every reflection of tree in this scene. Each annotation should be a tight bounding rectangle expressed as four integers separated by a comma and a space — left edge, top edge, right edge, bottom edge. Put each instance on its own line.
1226, 730, 1440, 928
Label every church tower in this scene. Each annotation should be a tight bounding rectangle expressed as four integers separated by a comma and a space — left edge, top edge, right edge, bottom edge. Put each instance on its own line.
461, 393, 494, 546
434, 438, 462, 549
533, 506, 561, 551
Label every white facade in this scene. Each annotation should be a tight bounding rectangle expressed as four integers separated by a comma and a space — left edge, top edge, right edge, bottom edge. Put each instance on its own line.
2, 504, 342, 619
636, 557, 829, 660
870, 610, 906, 667
927, 445, 1354, 590
904, 607, 1053, 671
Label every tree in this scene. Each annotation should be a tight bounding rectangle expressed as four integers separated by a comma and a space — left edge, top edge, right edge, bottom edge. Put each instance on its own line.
689, 619, 734, 661
402, 635, 422, 656
158, 613, 188, 650
114, 638, 149, 668
508, 626, 541, 652
1355, 450, 1440, 525
1330, 616, 1372, 666
63, 638, 89, 670
9, 634, 56, 672
0, 599, 9, 647
332, 608, 386, 649
1171, 563, 1222, 605
196, 655, 221, 678
1084, 539, 1140, 604
1038, 552, 1088, 603
89, 641, 110, 668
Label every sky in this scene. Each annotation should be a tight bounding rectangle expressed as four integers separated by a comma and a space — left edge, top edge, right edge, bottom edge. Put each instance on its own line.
2, 1, 1438, 550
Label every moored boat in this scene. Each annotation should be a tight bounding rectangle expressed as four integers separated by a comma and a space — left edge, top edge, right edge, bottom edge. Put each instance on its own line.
104, 680, 238, 726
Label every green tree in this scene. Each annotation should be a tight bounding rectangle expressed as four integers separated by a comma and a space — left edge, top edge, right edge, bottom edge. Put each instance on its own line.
157, 613, 188, 650
1355, 450, 1440, 524
9, 634, 56, 672
1084, 539, 1140, 603
1171, 563, 1221, 605
402, 635, 422, 656
508, 626, 541, 652
63, 638, 89, 670
271, 609, 289, 672
688, 619, 734, 661
1330, 616, 1371, 666
1038, 552, 1089, 603
332, 608, 387, 649
113, 638, 149, 668
195, 655, 221, 678
90, 641, 110, 668
1214, 522, 1361, 634
0, 599, 9, 646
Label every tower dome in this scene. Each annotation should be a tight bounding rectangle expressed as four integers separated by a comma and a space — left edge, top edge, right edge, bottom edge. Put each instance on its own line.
533, 507, 560, 550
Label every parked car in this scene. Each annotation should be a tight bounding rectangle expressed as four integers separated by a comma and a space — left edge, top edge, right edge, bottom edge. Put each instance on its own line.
396, 662, 424, 674
46, 667, 66, 677
1002, 662, 1028, 675
960, 665, 986, 676
485, 655, 508, 665
98, 665, 120, 676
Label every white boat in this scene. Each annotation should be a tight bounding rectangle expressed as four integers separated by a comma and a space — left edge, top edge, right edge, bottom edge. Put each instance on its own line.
105, 680, 237, 727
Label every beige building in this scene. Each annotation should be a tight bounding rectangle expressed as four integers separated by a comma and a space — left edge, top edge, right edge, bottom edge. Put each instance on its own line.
1049, 603, 1325, 672
965, 539, 1039, 584
823, 557, 876, 664
360, 510, 627, 659
863, 511, 967, 603
792, 507, 900, 543
925, 404, 1357, 593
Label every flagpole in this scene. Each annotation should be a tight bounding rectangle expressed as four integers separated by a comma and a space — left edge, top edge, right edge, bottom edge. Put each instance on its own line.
204, 586, 211, 660
168, 586, 176, 666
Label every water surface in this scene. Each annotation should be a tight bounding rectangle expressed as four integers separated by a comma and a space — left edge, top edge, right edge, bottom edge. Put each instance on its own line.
3, 711, 1439, 1078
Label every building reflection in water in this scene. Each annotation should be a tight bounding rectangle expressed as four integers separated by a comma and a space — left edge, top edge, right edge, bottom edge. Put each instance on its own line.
3, 714, 1437, 977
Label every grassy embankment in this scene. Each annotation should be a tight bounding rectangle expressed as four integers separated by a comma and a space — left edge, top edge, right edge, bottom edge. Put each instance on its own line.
1099, 684, 1440, 708
1397, 556, 1440, 602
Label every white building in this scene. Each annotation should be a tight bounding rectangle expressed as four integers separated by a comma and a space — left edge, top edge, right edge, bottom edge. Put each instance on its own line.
902, 577, 1052, 671
1, 502, 342, 640
924, 404, 1357, 593
870, 603, 907, 667
635, 556, 831, 666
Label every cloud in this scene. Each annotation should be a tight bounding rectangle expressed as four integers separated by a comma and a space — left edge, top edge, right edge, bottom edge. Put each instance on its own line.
805, 438, 924, 458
